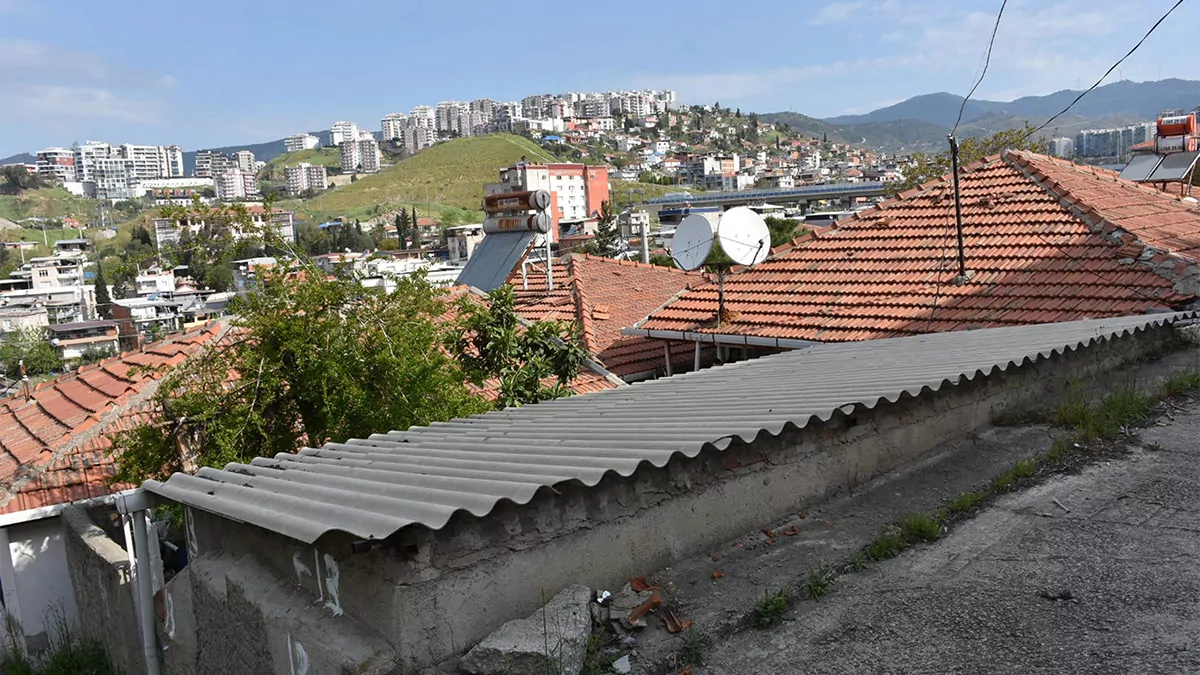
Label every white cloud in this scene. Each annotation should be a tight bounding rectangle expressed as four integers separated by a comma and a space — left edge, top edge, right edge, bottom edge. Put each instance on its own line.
0, 38, 171, 129
9, 85, 161, 125
809, 1, 868, 24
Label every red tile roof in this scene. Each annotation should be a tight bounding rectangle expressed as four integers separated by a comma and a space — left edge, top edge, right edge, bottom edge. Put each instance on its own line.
510, 255, 708, 378
0, 324, 223, 513
441, 285, 623, 396
637, 150, 1200, 343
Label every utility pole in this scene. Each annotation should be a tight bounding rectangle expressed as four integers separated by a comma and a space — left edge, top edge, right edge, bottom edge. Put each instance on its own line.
948, 134, 967, 280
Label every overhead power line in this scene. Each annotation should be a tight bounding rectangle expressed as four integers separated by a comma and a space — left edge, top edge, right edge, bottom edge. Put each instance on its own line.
1027, 0, 1187, 139
952, 0, 1008, 136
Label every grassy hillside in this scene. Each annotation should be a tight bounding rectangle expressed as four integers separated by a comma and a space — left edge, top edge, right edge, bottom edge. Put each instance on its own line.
288, 134, 555, 219
0, 187, 95, 222
264, 147, 340, 173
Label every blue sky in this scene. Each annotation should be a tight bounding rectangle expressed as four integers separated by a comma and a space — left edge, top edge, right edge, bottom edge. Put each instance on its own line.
2, 0, 1198, 156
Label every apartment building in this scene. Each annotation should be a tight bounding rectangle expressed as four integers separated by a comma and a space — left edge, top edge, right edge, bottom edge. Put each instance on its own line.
284, 133, 320, 153
35, 147, 76, 183
92, 157, 138, 199
213, 167, 259, 200
73, 141, 112, 182
1074, 122, 1156, 159
233, 150, 256, 173
153, 205, 296, 248
1049, 137, 1075, 158
381, 113, 408, 141
485, 162, 610, 239
193, 150, 235, 178
329, 121, 360, 146
409, 106, 436, 129
284, 163, 328, 195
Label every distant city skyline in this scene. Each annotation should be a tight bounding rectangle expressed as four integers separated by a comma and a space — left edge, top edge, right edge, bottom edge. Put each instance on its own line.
2, 0, 1199, 156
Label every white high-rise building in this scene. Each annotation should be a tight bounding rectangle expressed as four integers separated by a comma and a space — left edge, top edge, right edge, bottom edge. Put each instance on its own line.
164, 145, 185, 177
92, 157, 136, 200
341, 137, 381, 173
284, 163, 328, 195
284, 133, 320, 153
402, 126, 436, 154
74, 141, 113, 182
118, 144, 170, 181
358, 137, 380, 173
233, 150, 256, 173
213, 167, 258, 200
381, 113, 408, 141
35, 147, 77, 183
329, 121, 360, 146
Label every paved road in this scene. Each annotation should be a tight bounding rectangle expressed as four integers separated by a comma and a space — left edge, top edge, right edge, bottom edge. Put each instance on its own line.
706, 400, 1200, 675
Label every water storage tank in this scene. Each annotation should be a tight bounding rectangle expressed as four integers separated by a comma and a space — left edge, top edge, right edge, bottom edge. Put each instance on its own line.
1157, 114, 1197, 137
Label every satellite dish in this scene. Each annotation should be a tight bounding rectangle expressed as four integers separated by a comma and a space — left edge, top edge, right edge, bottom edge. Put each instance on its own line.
718, 207, 771, 266
672, 214, 715, 271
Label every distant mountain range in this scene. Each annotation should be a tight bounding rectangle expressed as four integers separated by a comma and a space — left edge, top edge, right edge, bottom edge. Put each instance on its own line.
0, 152, 34, 165
762, 78, 1200, 153
4, 79, 1199, 166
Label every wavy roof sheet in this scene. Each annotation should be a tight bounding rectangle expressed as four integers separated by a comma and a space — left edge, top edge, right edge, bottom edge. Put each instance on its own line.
144, 313, 1190, 544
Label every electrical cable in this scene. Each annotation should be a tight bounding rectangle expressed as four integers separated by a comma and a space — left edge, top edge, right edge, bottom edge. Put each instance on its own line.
1024, 0, 1187, 141
952, 0, 1008, 136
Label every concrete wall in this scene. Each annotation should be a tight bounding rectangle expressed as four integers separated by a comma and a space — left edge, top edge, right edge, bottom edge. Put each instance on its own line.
5, 518, 79, 653
165, 324, 1176, 673
61, 506, 142, 673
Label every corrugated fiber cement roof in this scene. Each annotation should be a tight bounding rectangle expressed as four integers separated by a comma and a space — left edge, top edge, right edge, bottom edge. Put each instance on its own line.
144, 313, 1192, 544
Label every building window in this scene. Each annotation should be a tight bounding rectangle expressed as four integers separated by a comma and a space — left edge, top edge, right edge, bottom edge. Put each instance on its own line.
38, 270, 49, 278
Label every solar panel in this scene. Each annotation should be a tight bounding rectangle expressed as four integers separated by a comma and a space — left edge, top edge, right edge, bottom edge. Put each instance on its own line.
1147, 151, 1200, 182
455, 231, 537, 291
1118, 153, 1164, 182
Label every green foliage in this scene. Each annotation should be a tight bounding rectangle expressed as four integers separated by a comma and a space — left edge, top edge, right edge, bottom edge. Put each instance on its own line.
890, 125, 1048, 195
897, 513, 940, 542
1, 610, 114, 675
863, 531, 907, 561
751, 588, 789, 628
78, 344, 116, 364
649, 254, 676, 269
945, 490, 987, 515
1, 166, 43, 192
112, 269, 493, 484
92, 262, 113, 320
678, 627, 706, 667
1055, 382, 1152, 441
450, 285, 588, 409
0, 328, 61, 378
1162, 367, 1200, 397
763, 217, 807, 247
592, 200, 622, 258
803, 568, 833, 600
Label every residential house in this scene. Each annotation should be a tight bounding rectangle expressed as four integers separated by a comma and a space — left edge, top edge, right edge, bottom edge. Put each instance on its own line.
0, 324, 221, 655
631, 150, 1200, 352
46, 320, 120, 360
0, 307, 48, 338
153, 206, 296, 248
508, 254, 707, 381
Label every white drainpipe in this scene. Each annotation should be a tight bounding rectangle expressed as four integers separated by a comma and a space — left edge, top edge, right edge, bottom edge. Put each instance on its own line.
116, 491, 162, 675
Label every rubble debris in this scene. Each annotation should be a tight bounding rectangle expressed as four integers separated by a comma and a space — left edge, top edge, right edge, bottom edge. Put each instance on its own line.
460, 585, 592, 675
661, 607, 693, 634
781, 526, 801, 536
610, 584, 662, 629
630, 577, 651, 592
613, 654, 632, 674
711, 571, 725, 580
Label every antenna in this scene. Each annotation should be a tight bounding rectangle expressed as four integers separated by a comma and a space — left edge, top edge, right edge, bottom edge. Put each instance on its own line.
717, 207, 771, 267
671, 214, 715, 271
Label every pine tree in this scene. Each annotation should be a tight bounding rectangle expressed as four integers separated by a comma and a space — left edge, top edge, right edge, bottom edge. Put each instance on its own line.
592, 200, 622, 258
94, 262, 113, 320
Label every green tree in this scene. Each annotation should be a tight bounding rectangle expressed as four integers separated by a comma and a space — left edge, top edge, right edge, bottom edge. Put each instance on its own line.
592, 200, 622, 257
111, 270, 494, 485
890, 125, 1048, 195
131, 225, 153, 248
649, 254, 676, 268
394, 210, 412, 249
0, 328, 61, 378
1, 166, 42, 191
450, 285, 587, 409
763, 217, 806, 247
93, 260, 113, 320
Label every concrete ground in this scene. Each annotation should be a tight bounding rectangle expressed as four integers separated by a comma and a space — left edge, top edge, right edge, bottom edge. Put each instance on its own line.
614, 345, 1200, 675
700, 384, 1200, 673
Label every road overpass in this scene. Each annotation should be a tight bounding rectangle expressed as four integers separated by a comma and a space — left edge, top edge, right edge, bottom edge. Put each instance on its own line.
647, 182, 887, 209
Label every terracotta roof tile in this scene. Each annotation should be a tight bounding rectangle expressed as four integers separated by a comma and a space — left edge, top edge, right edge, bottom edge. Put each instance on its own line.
0, 323, 223, 514
509, 255, 708, 378
638, 151, 1200, 342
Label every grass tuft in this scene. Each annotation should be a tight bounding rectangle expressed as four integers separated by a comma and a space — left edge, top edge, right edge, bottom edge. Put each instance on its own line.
678, 627, 706, 667
752, 588, 790, 628
803, 568, 833, 600
1057, 382, 1153, 441
863, 531, 907, 561
1162, 368, 1200, 397
945, 490, 987, 515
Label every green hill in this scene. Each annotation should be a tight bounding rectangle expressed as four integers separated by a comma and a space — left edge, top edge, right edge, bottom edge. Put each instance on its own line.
284, 134, 555, 221
264, 147, 340, 174
0, 187, 95, 222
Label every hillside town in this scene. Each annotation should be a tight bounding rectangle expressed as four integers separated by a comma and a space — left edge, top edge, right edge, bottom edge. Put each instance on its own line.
5, 0, 1200, 671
